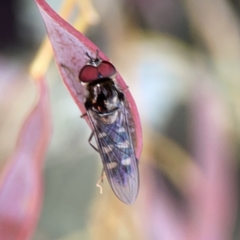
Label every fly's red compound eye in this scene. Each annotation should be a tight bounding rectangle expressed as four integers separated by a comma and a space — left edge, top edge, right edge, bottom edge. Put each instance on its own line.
79, 65, 99, 82
79, 59, 116, 83
98, 61, 116, 79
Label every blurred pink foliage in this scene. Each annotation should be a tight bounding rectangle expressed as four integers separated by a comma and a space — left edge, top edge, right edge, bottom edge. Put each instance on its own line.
139, 81, 237, 240
0, 78, 51, 240
185, 82, 237, 240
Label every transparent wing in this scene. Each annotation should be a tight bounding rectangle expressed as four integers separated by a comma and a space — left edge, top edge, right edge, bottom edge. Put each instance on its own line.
87, 104, 139, 205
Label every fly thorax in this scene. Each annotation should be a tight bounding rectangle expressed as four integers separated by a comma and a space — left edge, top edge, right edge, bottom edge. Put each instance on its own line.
85, 79, 122, 124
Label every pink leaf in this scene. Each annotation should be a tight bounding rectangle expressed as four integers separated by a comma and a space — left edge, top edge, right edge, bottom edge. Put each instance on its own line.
185, 81, 237, 240
35, 0, 142, 158
139, 164, 185, 240
0, 79, 51, 240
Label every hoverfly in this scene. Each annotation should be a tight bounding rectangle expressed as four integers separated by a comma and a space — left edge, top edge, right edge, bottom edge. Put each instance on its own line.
67, 51, 139, 204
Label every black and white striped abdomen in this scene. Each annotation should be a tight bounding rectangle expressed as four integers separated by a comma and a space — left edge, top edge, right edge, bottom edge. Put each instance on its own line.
97, 124, 135, 186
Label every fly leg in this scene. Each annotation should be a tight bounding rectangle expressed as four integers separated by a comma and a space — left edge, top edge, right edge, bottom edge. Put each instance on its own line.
88, 132, 105, 193
122, 86, 129, 93
80, 113, 87, 119
96, 169, 105, 194
88, 131, 99, 152
88, 130, 105, 193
